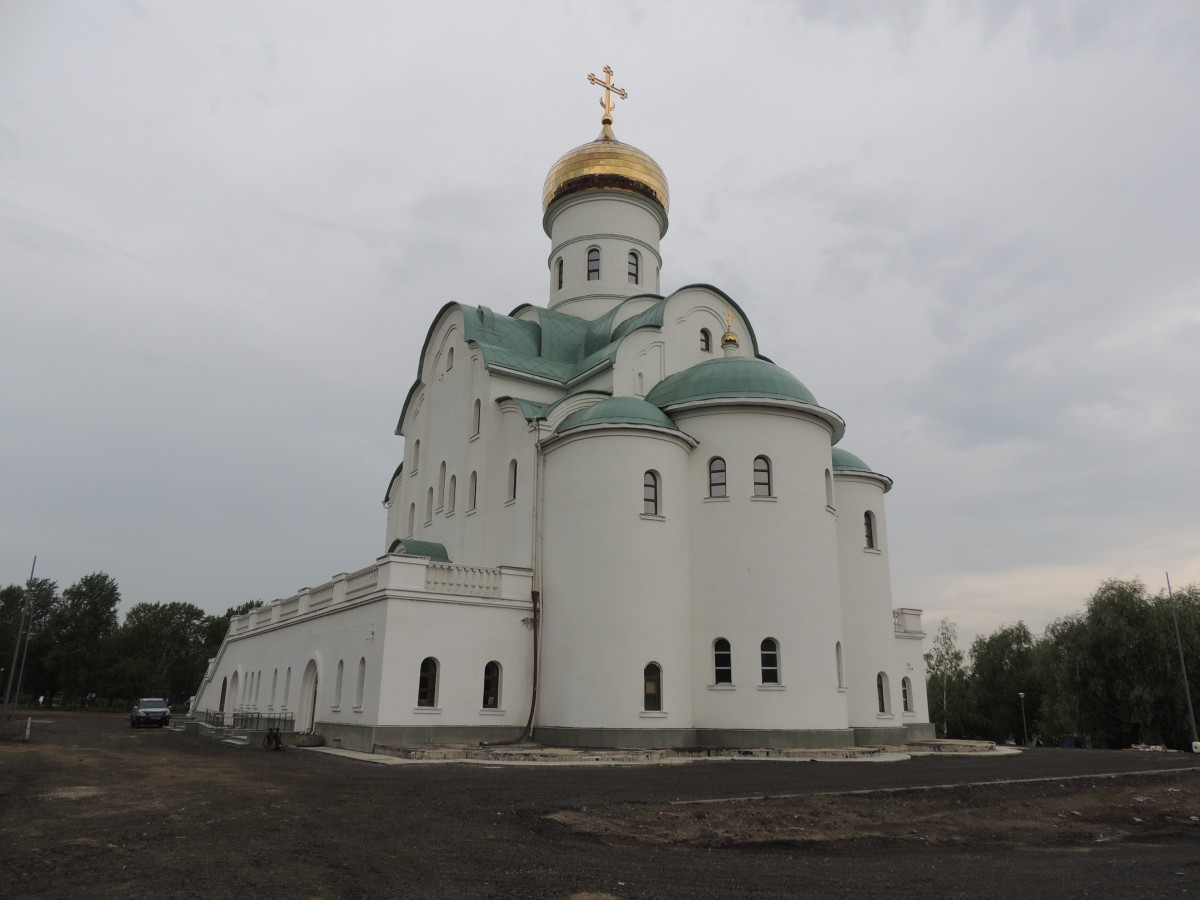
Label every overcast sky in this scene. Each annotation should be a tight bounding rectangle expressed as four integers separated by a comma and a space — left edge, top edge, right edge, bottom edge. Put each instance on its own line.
2, 1, 1198, 646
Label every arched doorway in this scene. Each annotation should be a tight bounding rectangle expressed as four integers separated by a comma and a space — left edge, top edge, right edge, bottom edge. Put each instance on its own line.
298, 660, 319, 732
226, 671, 240, 726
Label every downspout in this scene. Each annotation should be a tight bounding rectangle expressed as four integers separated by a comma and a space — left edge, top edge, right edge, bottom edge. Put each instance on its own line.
482, 422, 546, 747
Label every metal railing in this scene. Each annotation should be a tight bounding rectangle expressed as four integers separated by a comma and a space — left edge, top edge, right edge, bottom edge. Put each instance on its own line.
231, 711, 295, 731
203, 709, 295, 731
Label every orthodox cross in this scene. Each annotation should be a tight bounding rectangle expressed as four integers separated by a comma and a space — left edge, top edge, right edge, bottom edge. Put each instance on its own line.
587, 66, 627, 124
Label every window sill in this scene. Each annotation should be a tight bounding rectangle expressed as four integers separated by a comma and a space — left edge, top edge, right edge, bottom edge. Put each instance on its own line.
750, 495, 777, 502
466, 508, 477, 516
413, 707, 442, 715
479, 709, 506, 716
469, 433, 480, 443
423, 520, 433, 527
640, 514, 665, 522
757, 684, 786, 691
435, 506, 443, 514
876, 713, 894, 720
863, 547, 882, 555
504, 499, 515, 507
445, 511, 455, 518
903, 711, 917, 718
352, 706, 363, 714
707, 683, 736, 691
331, 705, 340, 712
703, 496, 729, 503
826, 505, 836, 514
837, 686, 847, 693
639, 711, 668, 718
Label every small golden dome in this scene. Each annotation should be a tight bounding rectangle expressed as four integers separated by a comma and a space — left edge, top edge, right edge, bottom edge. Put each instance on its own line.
542, 123, 670, 213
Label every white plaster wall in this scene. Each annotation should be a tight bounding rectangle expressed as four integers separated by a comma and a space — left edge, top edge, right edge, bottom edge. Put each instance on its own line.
388, 313, 543, 571
374, 596, 533, 727
834, 474, 902, 726
680, 407, 848, 731
611, 289, 751, 399
894, 635, 931, 725
539, 429, 694, 730
199, 600, 388, 727
545, 193, 664, 318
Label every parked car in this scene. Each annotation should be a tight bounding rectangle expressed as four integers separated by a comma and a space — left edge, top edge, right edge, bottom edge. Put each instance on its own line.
131, 698, 171, 728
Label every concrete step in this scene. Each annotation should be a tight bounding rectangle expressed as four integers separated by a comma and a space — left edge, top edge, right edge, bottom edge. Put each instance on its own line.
220, 734, 249, 747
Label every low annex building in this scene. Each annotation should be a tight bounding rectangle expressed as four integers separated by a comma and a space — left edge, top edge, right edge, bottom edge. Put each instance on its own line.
191, 70, 934, 751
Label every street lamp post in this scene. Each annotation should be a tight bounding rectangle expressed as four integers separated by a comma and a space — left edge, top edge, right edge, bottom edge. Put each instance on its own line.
1018, 692, 1029, 747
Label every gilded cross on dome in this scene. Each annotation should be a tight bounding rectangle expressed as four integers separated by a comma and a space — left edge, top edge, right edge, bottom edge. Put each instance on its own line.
587, 66, 628, 125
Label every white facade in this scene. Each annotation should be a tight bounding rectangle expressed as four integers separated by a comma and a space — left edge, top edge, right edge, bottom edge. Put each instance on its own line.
191, 115, 933, 750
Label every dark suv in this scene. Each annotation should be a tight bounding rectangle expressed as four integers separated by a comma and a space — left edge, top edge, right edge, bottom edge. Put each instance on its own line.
131, 698, 171, 728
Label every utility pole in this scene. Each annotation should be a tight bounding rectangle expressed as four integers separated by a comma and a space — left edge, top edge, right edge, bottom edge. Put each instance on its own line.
1018, 691, 1028, 747
1165, 573, 1199, 752
1, 557, 36, 733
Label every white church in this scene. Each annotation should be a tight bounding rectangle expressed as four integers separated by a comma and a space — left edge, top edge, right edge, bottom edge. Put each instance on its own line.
191, 70, 933, 751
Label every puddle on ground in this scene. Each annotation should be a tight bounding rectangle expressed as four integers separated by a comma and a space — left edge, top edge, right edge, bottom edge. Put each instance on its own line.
44, 786, 105, 800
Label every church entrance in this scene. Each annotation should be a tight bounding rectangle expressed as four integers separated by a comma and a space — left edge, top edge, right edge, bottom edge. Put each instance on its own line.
298, 660, 319, 732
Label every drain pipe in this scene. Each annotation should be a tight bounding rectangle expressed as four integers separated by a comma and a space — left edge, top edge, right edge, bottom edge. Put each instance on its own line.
481, 423, 546, 748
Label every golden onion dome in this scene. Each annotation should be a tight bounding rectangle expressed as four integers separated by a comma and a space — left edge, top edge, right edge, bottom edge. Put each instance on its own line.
542, 122, 669, 214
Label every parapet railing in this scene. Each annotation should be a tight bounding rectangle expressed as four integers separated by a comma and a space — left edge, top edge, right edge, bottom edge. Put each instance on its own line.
230, 711, 295, 732
224, 555, 533, 638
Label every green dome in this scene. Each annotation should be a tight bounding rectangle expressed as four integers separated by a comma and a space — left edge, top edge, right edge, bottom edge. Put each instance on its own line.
645, 357, 819, 408
555, 396, 679, 434
831, 447, 874, 473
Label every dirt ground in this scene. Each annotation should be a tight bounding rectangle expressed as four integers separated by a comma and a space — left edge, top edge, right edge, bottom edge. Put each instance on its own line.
1, 712, 1198, 899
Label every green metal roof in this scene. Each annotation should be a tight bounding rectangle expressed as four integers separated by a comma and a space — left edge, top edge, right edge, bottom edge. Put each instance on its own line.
554, 396, 679, 434
645, 357, 819, 408
830, 446, 892, 491
397, 287, 767, 434
830, 447, 873, 473
388, 539, 451, 563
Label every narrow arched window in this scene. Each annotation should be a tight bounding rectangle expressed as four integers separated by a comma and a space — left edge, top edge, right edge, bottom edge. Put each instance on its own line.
283, 667, 291, 707
355, 657, 366, 708
556, 257, 564, 290
753, 456, 772, 496
902, 677, 913, 712
482, 661, 501, 709
835, 641, 845, 689
587, 247, 600, 281
708, 457, 727, 498
760, 638, 780, 684
425, 487, 434, 524
507, 459, 518, 501
643, 663, 662, 711
334, 659, 344, 708
700, 328, 712, 352
713, 638, 732, 685
825, 468, 834, 509
628, 250, 639, 284
407, 503, 415, 537
412, 439, 420, 473
864, 511, 877, 549
417, 657, 438, 707
877, 672, 890, 713
643, 470, 659, 516
471, 399, 481, 436
271, 668, 278, 706
447, 475, 456, 513
446, 347, 454, 371
469, 471, 478, 510
437, 461, 447, 510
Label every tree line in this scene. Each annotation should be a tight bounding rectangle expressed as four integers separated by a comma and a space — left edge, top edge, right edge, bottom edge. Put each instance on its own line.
0, 572, 260, 708
925, 579, 1200, 750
